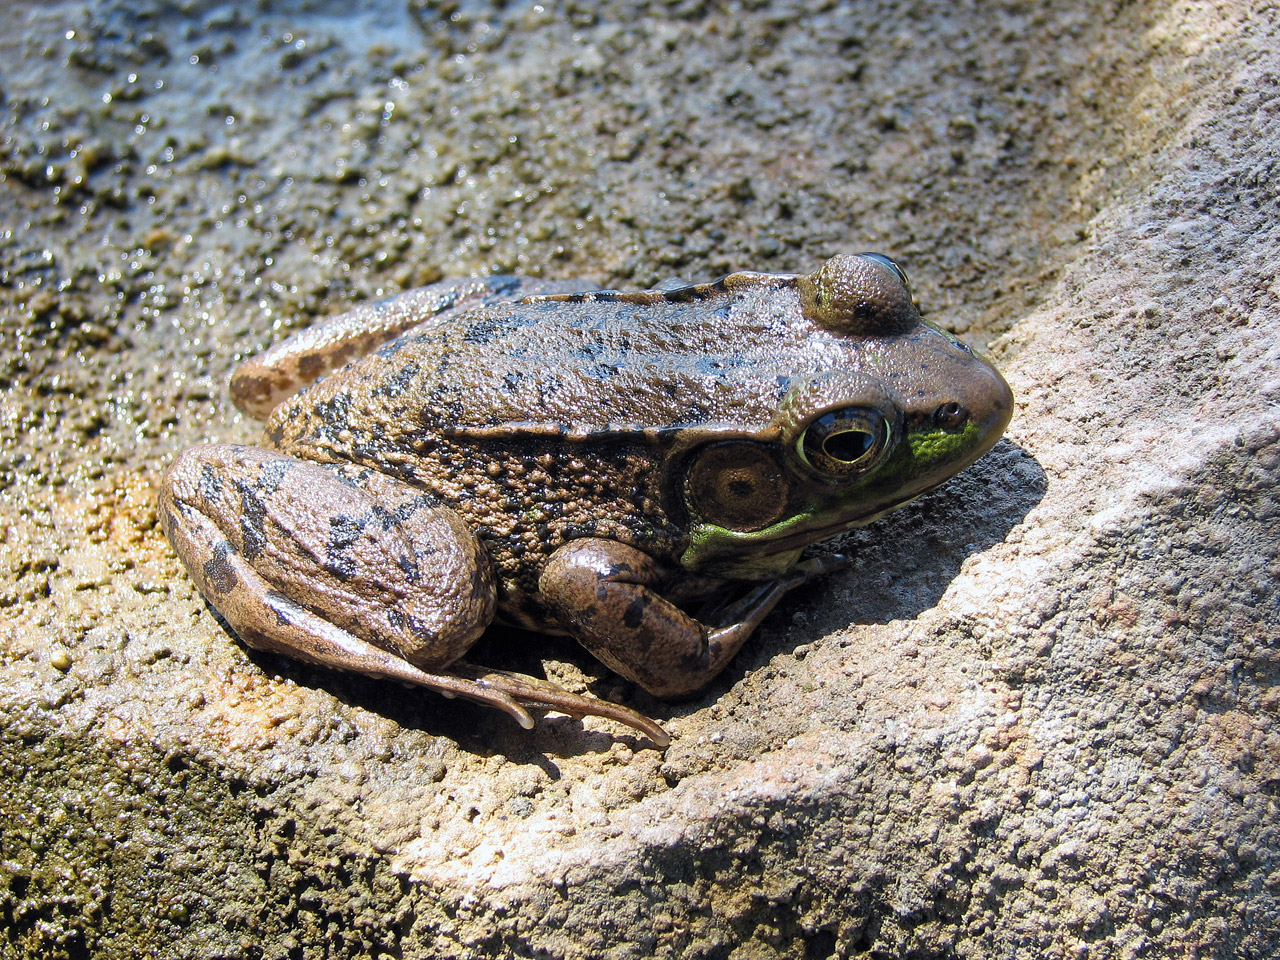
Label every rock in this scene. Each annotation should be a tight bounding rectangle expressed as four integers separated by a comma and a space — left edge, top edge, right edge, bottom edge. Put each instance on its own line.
0, 0, 1277, 957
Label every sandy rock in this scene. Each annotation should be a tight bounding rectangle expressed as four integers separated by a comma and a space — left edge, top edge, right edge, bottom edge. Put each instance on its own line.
1, 0, 1277, 957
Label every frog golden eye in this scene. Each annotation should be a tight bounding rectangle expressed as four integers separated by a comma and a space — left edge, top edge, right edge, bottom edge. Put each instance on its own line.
933, 401, 968, 430
687, 442, 788, 532
798, 408, 890, 477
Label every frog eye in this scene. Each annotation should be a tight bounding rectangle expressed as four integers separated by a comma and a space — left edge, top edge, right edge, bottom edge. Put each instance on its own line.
861, 253, 913, 297
796, 254, 919, 336
687, 442, 789, 532
798, 408, 890, 477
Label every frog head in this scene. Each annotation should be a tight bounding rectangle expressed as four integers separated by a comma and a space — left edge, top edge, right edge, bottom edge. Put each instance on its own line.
677, 253, 1014, 579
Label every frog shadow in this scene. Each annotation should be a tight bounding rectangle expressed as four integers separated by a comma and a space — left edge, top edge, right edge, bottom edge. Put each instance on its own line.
237, 438, 1045, 763
241, 633, 660, 768
642, 437, 1046, 722
795, 436, 1046, 628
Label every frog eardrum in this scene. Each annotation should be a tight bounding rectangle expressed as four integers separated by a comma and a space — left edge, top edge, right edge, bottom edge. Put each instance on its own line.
686, 442, 788, 532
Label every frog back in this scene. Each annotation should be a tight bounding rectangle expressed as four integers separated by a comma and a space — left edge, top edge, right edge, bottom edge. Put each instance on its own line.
271, 274, 825, 448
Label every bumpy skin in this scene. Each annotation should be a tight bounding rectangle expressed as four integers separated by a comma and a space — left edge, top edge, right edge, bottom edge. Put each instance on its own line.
158, 256, 1014, 747
230, 276, 587, 419
160, 449, 494, 671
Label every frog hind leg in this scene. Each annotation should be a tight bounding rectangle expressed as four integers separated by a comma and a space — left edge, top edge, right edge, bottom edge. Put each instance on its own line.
540, 538, 852, 700
230, 276, 596, 420
158, 444, 668, 744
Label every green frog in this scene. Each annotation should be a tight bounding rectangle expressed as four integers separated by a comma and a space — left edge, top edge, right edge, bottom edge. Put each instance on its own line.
159, 254, 1013, 748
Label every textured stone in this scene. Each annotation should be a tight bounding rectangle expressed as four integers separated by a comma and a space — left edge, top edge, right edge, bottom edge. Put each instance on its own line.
1, 0, 1277, 957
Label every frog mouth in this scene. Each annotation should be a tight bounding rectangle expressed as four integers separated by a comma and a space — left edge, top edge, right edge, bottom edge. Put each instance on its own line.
685, 489, 923, 578
762, 494, 923, 557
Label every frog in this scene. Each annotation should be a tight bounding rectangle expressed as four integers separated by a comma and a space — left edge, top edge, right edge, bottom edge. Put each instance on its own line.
158, 253, 1013, 749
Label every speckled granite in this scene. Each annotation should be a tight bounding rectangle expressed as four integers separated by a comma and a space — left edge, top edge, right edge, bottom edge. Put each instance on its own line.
1, 1, 1277, 956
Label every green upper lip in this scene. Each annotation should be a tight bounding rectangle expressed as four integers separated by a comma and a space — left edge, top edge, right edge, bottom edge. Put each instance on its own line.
709, 480, 941, 564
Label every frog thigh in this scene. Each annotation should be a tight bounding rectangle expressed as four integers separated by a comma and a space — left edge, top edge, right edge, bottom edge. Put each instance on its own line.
230, 275, 597, 419
158, 444, 495, 672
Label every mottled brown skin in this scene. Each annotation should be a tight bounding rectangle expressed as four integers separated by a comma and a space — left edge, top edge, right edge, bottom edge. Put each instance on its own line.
158, 255, 1014, 747
230, 276, 588, 419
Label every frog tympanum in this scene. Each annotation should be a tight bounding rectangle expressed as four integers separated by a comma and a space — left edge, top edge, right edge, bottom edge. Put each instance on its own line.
159, 254, 1013, 748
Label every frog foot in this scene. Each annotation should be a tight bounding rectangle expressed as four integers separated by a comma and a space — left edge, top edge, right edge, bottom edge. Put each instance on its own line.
215, 584, 670, 747
448, 662, 670, 747
229, 588, 670, 746
541, 540, 855, 701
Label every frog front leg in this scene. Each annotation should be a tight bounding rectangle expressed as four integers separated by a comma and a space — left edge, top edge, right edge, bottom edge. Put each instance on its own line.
159, 445, 669, 743
540, 539, 850, 699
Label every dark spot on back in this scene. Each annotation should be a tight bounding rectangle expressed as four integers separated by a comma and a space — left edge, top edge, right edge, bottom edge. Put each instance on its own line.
695, 354, 742, 375
376, 336, 408, 359
623, 594, 651, 630
198, 464, 224, 501
324, 514, 365, 580
373, 361, 421, 398
675, 401, 712, 426
267, 419, 287, 447
585, 362, 622, 380
484, 276, 526, 299
237, 488, 268, 561
203, 541, 238, 594
257, 458, 294, 495
462, 316, 505, 344
314, 392, 352, 428
396, 552, 422, 584
298, 354, 325, 380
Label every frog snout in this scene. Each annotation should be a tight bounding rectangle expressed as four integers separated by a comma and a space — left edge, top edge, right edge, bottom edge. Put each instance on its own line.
965, 359, 1015, 446
986, 362, 1015, 432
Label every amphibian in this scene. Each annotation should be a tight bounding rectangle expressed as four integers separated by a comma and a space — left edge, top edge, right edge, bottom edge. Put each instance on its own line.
159, 254, 1013, 748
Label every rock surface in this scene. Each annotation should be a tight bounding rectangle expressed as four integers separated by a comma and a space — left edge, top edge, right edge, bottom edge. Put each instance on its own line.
1, 0, 1277, 957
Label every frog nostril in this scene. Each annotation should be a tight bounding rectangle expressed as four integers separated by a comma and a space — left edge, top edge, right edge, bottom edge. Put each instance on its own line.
933, 401, 968, 429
